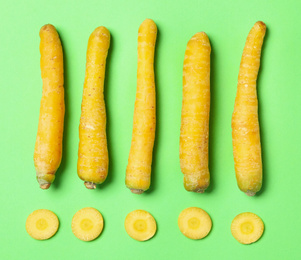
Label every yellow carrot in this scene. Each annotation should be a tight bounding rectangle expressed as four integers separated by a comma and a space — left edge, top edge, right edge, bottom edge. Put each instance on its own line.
180, 32, 211, 193
77, 27, 110, 189
34, 24, 64, 189
125, 19, 157, 194
232, 21, 266, 196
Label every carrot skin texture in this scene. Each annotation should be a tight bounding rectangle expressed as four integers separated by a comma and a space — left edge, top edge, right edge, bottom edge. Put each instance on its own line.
180, 32, 211, 192
34, 24, 64, 189
126, 19, 157, 193
77, 27, 110, 188
232, 21, 266, 196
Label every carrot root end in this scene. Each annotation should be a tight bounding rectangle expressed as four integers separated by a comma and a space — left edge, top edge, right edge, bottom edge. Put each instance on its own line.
84, 181, 97, 189
245, 190, 256, 196
130, 189, 144, 194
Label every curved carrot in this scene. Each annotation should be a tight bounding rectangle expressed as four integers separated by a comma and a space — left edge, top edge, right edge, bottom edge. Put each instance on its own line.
125, 19, 157, 194
34, 24, 64, 189
77, 27, 110, 189
232, 21, 266, 196
180, 32, 211, 193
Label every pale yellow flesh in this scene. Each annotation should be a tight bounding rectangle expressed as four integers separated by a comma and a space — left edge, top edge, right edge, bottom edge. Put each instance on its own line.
124, 209, 157, 241
77, 27, 110, 187
71, 207, 104, 241
34, 24, 64, 189
232, 21, 266, 195
178, 207, 212, 240
231, 212, 264, 244
126, 19, 157, 193
26, 209, 59, 240
180, 32, 211, 192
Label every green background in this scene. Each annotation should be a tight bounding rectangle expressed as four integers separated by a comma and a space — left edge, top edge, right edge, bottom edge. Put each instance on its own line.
1, 0, 300, 259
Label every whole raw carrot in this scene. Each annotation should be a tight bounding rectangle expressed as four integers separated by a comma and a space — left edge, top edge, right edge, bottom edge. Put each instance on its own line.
77, 27, 110, 189
125, 19, 157, 194
232, 21, 266, 196
180, 32, 211, 193
34, 24, 64, 189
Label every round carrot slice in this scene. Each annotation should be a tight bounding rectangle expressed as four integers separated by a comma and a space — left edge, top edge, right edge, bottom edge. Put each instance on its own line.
26, 209, 59, 240
125, 210, 157, 241
178, 207, 212, 239
231, 212, 264, 244
71, 207, 104, 241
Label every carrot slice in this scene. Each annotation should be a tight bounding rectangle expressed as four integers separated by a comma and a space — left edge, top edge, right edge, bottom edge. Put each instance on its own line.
178, 207, 212, 239
124, 210, 157, 241
231, 212, 264, 244
26, 209, 59, 240
71, 207, 104, 241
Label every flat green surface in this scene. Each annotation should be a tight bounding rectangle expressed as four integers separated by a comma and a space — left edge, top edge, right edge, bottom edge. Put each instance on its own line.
1, 0, 300, 259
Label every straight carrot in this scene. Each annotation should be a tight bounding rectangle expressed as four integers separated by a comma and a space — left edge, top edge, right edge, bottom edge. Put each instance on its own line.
77, 27, 110, 189
34, 24, 64, 189
125, 19, 157, 194
180, 32, 211, 193
231, 21, 266, 196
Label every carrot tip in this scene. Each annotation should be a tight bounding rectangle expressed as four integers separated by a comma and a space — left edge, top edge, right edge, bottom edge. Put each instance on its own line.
40, 183, 51, 189
257, 21, 266, 27
40, 24, 55, 32
84, 181, 97, 189
245, 190, 256, 196
130, 189, 144, 194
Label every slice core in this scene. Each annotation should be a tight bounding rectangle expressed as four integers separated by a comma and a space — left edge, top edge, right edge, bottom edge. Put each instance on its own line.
80, 218, 94, 231
134, 219, 147, 232
188, 217, 201, 230
36, 218, 48, 230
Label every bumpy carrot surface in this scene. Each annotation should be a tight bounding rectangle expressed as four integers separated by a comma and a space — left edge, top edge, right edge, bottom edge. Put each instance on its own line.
180, 32, 211, 193
77, 27, 110, 189
34, 24, 64, 189
126, 19, 157, 194
232, 21, 266, 196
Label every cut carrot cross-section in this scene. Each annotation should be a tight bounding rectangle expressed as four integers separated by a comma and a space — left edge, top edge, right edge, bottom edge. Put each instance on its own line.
125, 210, 157, 241
231, 212, 264, 244
26, 209, 59, 240
72, 207, 104, 241
178, 207, 212, 240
